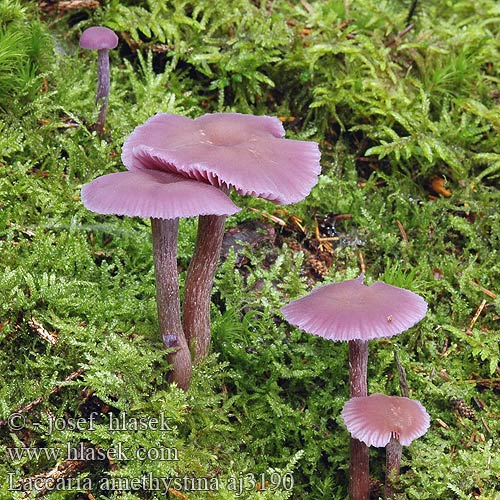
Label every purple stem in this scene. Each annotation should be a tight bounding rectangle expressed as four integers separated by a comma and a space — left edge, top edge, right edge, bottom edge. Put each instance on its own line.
151, 218, 192, 391
95, 48, 111, 136
385, 436, 402, 499
384, 349, 407, 498
348, 339, 370, 500
183, 214, 227, 362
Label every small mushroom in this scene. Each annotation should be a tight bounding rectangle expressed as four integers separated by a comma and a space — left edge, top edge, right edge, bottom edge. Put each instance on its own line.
341, 393, 430, 499
79, 26, 118, 136
281, 274, 427, 500
81, 169, 239, 391
122, 112, 321, 362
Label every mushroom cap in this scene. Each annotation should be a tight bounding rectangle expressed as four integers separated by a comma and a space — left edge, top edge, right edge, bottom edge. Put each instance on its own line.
81, 170, 240, 219
121, 113, 321, 205
79, 26, 118, 50
281, 274, 427, 341
341, 393, 430, 447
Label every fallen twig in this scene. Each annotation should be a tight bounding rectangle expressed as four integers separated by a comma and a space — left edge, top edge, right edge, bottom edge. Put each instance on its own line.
28, 317, 58, 346
472, 280, 497, 299
385, 24, 415, 47
17, 458, 87, 498
481, 416, 492, 434
248, 207, 286, 226
0, 369, 84, 428
394, 349, 410, 398
467, 299, 488, 333
358, 249, 366, 274
396, 220, 409, 244
168, 489, 191, 500
39, 0, 99, 15
435, 418, 449, 429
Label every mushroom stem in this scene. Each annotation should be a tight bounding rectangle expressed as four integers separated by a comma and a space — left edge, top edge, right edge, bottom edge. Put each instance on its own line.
348, 339, 370, 500
349, 339, 368, 397
95, 48, 111, 136
384, 350, 407, 499
151, 217, 192, 391
385, 436, 403, 499
183, 213, 227, 362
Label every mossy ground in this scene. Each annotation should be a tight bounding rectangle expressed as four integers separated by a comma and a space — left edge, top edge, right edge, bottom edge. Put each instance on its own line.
0, 0, 499, 499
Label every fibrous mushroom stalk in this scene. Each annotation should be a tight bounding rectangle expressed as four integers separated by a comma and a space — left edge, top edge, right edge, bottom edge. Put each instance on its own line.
151, 217, 192, 390
95, 48, 111, 136
385, 436, 403, 499
183, 213, 227, 362
349, 339, 370, 500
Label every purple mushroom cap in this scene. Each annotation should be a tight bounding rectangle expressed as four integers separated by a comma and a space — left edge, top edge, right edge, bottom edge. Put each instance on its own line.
341, 393, 430, 447
79, 26, 118, 50
281, 274, 427, 341
81, 170, 240, 219
121, 113, 321, 205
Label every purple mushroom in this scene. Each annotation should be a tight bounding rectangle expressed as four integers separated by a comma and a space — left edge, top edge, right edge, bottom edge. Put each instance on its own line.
342, 393, 430, 499
281, 274, 427, 500
79, 26, 118, 136
81, 169, 240, 391
121, 112, 321, 362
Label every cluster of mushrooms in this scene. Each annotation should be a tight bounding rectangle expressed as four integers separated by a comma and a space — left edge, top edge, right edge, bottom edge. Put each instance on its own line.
80, 26, 430, 500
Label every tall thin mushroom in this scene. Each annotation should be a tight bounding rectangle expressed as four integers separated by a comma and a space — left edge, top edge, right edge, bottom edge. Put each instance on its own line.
341, 393, 430, 499
79, 26, 118, 136
81, 169, 239, 390
121, 112, 321, 362
281, 274, 427, 499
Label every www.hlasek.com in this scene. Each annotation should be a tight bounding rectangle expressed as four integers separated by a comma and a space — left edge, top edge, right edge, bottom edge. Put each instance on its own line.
8, 472, 295, 497
7, 442, 179, 462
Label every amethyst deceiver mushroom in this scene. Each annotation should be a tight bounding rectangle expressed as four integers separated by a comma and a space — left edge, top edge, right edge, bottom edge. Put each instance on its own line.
79, 26, 118, 136
281, 274, 427, 500
81, 169, 240, 391
122, 112, 321, 362
342, 393, 430, 499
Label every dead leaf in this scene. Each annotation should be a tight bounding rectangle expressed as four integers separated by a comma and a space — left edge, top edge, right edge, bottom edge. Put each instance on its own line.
430, 176, 452, 197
